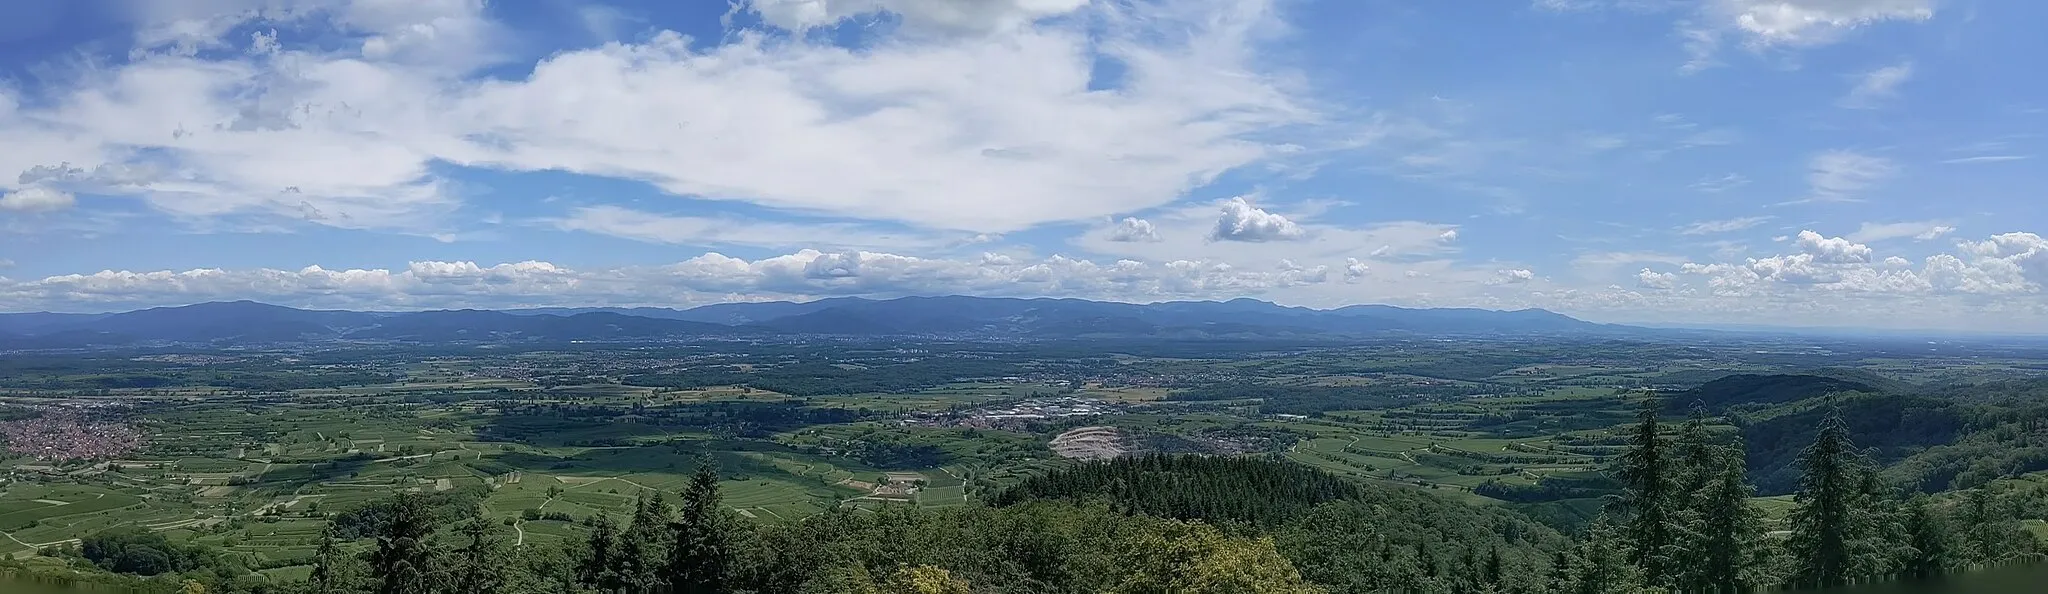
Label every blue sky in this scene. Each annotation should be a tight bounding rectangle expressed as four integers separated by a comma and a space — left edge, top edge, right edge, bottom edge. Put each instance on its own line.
0, 0, 2044, 331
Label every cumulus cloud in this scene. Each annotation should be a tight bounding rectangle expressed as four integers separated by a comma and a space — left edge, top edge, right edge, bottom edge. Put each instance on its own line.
0, 186, 75, 212
1438, 230, 1459, 242
1107, 217, 1163, 243
1793, 230, 1872, 263
1491, 269, 1536, 285
1839, 61, 1913, 109
0, 0, 1310, 235
1679, 216, 1772, 235
1675, 230, 2048, 299
1209, 197, 1306, 242
1343, 258, 1370, 281
1636, 268, 1678, 290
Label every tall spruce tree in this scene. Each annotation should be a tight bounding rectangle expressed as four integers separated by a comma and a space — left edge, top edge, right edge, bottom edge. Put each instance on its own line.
1680, 443, 1768, 593
1672, 403, 1721, 497
619, 492, 673, 594
668, 463, 737, 594
309, 525, 354, 594
1786, 407, 1873, 589
1570, 516, 1642, 594
1543, 550, 1576, 594
1856, 466, 1908, 580
1900, 495, 1951, 579
1950, 488, 2032, 569
581, 513, 625, 592
450, 515, 508, 594
1613, 395, 1676, 587
369, 493, 436, 594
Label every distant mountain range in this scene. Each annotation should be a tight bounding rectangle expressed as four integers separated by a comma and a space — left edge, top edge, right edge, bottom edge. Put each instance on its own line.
0, 296, 1651, 348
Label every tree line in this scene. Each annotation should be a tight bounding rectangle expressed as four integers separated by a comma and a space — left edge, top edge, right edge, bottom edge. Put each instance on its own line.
1570, 396, 2047, 593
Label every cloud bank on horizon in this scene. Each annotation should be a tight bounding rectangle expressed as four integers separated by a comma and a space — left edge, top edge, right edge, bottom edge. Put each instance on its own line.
0, 0, 2044, 332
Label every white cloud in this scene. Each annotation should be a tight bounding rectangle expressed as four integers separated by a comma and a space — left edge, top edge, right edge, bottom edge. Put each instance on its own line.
1917, 225, 1955, 240
0, 186, 76, 212
576, 4, 634, 40
24, 237, 2048, 331
0, 249, 1350, 311
1636, 268, 1678, 290
123, 0, 505, 70
1846, 220, 1952, 243
1802, 150, 1895, 203
1492, 269, 1536, 285
1209, 197, 1306, 242
1644, 0, 1937, 70
549, 205, 962, 252
1673, 230, 2048, 300
1793, 230, 1872, 263
1710, 0, 1935, 47
1070, 202, 1460, 285
1438, 230, 1459, 242
1343, 258, 1370, 281
1107, 217, 1163, 243
744, 0, 1091, 34
1839, 61, 1913, 108
1679, 216, 1772, 235
1, 0, 1311, 235
1574, 251, 1687, 273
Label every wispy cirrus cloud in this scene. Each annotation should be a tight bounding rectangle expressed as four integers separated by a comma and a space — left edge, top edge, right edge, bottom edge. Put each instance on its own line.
548, 205, 968, 252
1941, 155, 2030, 164
1790, 150, 1896, 204
1690, 173, 1751, 193
1679, 216, 1773, 235
1839, 61, 1914, 109
1846, 220, 1954, 243
1547, 0, 1940, 71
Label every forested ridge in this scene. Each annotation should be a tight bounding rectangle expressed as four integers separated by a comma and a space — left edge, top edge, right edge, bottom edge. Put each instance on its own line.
1659, 374, 2048, 495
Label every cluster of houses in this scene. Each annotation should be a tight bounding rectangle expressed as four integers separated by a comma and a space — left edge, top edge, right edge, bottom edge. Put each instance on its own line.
905, 396, 1127, 429
0, 411, 143, 462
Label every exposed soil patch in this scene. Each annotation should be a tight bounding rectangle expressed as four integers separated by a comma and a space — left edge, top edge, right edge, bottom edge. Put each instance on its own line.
1050, 426, 1128, 460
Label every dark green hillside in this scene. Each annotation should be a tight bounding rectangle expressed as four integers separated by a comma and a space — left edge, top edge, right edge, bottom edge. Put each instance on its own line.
988, 455, 1371, 526
1886, 379, 2048, 491
990, 455, 1572, 593
1739, 393, 1967, 494
1672, 372, 1883, 413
